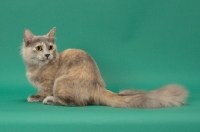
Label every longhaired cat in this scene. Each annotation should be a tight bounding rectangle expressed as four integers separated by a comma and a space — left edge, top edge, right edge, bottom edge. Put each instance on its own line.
21, 27, 188, 108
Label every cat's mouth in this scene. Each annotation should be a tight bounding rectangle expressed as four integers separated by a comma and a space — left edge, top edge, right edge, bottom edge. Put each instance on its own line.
39, 59, 49, 62
38, 57, 52, 62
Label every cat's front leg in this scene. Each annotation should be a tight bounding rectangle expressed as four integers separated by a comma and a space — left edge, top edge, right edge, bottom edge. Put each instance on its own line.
27, 94, 47, 102
27, 87, 52, 102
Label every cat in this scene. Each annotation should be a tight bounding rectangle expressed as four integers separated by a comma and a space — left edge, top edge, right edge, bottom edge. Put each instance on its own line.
21, 27, 188, 108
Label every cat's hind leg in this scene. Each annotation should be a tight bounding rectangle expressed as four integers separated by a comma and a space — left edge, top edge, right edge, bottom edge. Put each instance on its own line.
43, 96, 71, 106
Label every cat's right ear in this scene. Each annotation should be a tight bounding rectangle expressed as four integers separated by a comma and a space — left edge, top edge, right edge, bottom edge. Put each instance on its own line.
24, 29, 34, 46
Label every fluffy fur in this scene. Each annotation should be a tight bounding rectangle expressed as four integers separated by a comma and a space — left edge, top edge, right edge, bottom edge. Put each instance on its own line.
21, 28, 188, 108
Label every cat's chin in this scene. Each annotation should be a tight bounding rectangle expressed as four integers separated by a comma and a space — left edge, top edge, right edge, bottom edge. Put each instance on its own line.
38, 57, 53, 62
27, 58, 51, 66
38, 56, 54, 62
39, 59, 48, 62
36, 60, 49, 66
38, 59, 51, 63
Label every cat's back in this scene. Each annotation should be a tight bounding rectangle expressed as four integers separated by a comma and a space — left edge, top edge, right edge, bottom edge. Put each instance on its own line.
60, 49, 88, 60
57, 49, 97, 76
59, 49, 93, 64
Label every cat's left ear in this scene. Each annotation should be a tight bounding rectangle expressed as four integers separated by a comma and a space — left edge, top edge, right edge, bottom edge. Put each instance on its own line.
24, 29, 34, 46
46, 27, 56, 42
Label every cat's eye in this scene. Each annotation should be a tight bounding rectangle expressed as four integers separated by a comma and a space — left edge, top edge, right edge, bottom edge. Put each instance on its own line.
49, 45, 53, 50
36, 46, 43, 51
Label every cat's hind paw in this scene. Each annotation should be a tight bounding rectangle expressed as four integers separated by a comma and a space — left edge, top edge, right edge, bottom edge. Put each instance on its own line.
43, 96, 57, 105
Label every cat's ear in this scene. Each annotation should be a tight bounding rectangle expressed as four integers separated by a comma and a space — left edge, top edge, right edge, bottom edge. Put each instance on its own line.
46, 27, 56, 40
24, 29, 34, 46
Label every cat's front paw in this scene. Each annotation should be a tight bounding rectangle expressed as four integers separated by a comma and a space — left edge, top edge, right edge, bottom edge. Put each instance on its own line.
27, 95, 46, 102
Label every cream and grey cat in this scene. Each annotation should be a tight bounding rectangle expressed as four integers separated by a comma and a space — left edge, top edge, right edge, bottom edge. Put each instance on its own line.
21, 27, 188, 108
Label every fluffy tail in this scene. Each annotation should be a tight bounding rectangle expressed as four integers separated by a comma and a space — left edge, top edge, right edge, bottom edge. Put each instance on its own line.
97, 84, 188, 108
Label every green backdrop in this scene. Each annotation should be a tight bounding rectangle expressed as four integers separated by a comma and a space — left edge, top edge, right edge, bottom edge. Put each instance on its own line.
0, 0, 200, 132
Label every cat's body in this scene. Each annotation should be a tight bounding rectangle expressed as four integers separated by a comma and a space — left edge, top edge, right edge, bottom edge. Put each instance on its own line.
21, 28, 188, 108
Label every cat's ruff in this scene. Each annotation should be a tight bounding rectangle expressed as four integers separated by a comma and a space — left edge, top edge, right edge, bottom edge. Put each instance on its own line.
21, 27, 188, 108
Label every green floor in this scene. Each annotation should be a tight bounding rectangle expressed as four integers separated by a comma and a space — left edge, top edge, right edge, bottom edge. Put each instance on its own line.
1, 85, 200, 132
1, 0, 200, 131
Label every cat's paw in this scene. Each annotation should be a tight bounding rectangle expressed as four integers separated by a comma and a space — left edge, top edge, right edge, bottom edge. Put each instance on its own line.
43, 96, 56, 105
27, 95, 45, 102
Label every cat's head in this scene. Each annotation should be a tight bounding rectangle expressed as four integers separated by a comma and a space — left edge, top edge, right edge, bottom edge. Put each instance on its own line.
21, 27, 58, 65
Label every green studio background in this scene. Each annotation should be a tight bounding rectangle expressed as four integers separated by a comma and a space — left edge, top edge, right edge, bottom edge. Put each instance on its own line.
0, 0, 200, 132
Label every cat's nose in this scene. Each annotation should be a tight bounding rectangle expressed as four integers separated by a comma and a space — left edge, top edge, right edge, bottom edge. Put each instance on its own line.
45, 54, 50, 58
